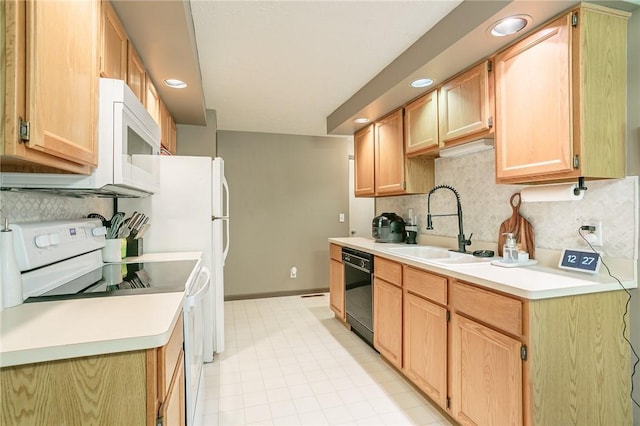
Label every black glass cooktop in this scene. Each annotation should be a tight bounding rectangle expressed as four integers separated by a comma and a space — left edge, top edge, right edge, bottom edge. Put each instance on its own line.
24, 259, 198, 303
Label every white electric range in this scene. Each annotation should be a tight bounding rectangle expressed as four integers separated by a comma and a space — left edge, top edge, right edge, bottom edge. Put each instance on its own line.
5, 218, 208, 426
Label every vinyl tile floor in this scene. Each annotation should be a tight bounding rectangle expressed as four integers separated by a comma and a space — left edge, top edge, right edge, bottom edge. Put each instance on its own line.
200, 293, 453, 426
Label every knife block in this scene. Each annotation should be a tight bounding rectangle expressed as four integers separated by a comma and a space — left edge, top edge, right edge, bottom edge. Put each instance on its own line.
126, 238, 143, 257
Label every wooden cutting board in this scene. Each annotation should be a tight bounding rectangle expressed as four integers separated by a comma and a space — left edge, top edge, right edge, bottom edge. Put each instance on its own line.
497, 193, 535, 259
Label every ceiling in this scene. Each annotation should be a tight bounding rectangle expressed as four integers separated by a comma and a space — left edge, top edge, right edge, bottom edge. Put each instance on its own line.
113, 0, 639, 136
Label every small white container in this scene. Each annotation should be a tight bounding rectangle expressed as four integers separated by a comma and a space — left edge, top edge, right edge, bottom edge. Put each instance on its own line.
102, 239, 125, 262
502, 232, 518, 263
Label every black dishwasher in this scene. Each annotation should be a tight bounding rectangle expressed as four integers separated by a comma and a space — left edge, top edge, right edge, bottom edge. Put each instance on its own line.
342, 247, 375, 347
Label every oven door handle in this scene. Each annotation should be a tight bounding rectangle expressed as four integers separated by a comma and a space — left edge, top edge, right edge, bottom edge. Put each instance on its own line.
186, 267, 211, 308
344, 262, 371, 274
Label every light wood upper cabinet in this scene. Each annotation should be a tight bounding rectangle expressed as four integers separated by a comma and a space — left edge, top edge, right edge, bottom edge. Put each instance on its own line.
329, 244, 345, 321
145, 75, 160, 126
160, 100, 177, 155
438, 60, 494, 147
127, 41, 146, 104
404, 90, 439, 156
2, 0, 99, 174
375, 110, 406, 195
354, 125, 376, 196
354, 111, 435, 197
100, 0, 127, 80
495, 4, 628, 183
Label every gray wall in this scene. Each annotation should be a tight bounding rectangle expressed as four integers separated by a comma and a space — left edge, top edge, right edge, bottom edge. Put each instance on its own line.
176, 109, 217, 157
218, 131, 350, 299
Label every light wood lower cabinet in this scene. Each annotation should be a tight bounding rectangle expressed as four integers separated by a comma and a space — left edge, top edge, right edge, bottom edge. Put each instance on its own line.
450, 314, 522, 426
0, 317, 185, 426
329, 245, 631, 426
329, 243, 345, 320
373, 257, 403, 369
373, 277, 403, 369
403, 292, 447, 408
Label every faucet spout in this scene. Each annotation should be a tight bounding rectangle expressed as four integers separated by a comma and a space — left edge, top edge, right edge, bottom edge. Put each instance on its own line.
426, 185, 472, 253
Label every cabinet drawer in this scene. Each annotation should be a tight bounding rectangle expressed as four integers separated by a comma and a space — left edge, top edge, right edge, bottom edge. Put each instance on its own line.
330, 243, 342, 261
450, 280, 522, 337
374, 257, 402, 287
158, 315, 184, 398
404, 266, 447, 305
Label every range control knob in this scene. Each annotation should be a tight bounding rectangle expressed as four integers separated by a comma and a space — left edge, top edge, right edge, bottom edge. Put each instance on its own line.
34, 234, 51, 248
92, 226, 107, 237
359, 259, 366, 268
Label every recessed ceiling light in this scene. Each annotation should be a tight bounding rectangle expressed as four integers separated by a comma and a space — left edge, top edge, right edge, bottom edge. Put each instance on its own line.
163, 79, 187, 89
410, 78, 434, 88
489, 15, 531, 37
354, 117, 370, 124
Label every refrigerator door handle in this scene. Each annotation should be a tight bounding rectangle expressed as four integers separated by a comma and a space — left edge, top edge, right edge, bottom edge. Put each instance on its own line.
222, 175, 230, 264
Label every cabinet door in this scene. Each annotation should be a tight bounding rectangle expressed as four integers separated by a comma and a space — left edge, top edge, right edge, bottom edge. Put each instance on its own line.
403, 293, 447, 408
495, 15, 573, 181
127, 42, 146, 104
373, 277, 402, 369
100, 0, 127, 80
145, 75, 160, 126
168, 115, 177, 155
375, 109, 405, 195
439, 61, 492, 146
160, 101, 177, 155
22, 0, 99, 169
405, 90, 439, 156
159, 351, 186, 426
354, 125, 375, 197
451, 314, 522, 426
329, 258, 345, 321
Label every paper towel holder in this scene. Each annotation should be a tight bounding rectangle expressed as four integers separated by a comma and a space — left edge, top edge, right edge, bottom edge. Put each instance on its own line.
574, 177, 588, 196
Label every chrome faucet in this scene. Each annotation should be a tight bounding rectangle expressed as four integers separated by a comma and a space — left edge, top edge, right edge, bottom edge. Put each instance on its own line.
426, 185, 472, 253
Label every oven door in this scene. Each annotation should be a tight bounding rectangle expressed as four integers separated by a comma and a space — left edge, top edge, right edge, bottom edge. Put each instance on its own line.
183, 266, 210, 426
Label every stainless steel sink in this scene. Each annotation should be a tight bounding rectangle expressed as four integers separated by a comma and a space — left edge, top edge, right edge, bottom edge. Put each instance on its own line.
381, 245, 493, 266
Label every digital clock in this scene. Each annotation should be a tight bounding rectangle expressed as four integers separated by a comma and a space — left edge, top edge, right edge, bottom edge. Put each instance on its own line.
558, 249, 601, 274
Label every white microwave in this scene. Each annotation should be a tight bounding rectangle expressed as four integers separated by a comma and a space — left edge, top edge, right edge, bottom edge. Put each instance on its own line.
1, 78, 161, 197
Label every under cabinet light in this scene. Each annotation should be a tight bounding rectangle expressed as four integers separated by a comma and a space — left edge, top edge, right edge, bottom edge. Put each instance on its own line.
438, 139, 494, 157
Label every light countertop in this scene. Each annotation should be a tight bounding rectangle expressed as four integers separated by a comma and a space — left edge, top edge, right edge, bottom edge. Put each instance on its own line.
0, 251, 202, 368
330, 237, 637, 300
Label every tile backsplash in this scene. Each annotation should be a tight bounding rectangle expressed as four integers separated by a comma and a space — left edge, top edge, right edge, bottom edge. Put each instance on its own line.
377, 149, 638, 259
0, 191, 113, 224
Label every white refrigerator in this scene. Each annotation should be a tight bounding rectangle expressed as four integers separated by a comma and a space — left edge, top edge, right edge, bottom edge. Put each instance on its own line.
121, 156, 229, 360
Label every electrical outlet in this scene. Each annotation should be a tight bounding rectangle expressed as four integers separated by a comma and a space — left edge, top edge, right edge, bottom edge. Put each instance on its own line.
339, 213, 345, 223
290, 266, 297, 279
582, 221, 602, 246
